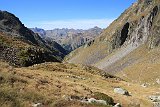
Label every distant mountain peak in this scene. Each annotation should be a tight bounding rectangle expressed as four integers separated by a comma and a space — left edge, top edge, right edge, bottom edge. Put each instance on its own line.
31, 27, 103, 52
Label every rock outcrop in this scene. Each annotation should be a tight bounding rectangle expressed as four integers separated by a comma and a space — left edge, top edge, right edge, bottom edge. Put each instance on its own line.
114, 88, 129, 96
149, 95, 160, 102
66, 0, 160, 85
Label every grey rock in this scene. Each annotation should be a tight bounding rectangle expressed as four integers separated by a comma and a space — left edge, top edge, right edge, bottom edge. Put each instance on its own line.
141, 83, 147, 88
153, 102, 160, 107
114, 88, 129, 96
113, 103, 121, 107
149, 95, 160, 102
156, 79, 160, 84
81, 97, 108, 105
32, 103, 42, 107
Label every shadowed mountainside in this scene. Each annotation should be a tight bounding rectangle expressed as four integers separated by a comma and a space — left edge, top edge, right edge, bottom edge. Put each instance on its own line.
0, 11, 68, 67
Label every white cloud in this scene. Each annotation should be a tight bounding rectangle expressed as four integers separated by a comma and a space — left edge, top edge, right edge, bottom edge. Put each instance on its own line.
25, 18, 115, 30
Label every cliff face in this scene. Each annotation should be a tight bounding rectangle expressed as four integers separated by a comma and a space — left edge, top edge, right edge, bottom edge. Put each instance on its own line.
66, 0, 160, 84
0, 11, 67, 66
96, 0, 160, 50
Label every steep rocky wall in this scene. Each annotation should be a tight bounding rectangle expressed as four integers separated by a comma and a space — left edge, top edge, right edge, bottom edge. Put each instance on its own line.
109, 1, 159, 50
66, 0, 160, 71
95, 1, 160, 70
148, 5, 160, 48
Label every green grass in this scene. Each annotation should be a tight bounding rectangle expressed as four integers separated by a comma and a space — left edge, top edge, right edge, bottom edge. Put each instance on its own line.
92, 92, 114, 106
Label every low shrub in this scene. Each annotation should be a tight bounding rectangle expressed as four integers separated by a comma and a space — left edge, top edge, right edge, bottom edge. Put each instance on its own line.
92, 92, 114, 105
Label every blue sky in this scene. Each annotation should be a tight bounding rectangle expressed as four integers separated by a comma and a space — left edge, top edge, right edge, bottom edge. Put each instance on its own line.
0, 0, 136, 29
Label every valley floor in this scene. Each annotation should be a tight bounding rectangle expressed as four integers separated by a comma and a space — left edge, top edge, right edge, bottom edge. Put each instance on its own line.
0, 61, 159, 107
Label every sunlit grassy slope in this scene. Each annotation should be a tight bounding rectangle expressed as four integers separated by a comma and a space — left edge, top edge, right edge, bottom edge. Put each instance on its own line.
115, 45, 160, 87
0, 61, 159, 107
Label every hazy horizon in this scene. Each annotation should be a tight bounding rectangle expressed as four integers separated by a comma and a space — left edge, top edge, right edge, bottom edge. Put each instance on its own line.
28, 18, 115, 30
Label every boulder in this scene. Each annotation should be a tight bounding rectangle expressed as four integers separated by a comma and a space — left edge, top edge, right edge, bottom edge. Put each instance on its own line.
88, 98, 107, 105
156, 79, 160, 84
32, 103, 42, 107
149, 95, 160, 102
113, 103, 121, 107
153, 102, 160, 107
141, 83, 147, 88
114, 88, 129, 96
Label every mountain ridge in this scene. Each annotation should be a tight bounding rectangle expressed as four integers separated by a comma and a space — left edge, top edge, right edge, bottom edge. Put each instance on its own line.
0, 10, 67, 66
66, 0, 160, 86
0, 1, 160, 107
31, 27, 103, 52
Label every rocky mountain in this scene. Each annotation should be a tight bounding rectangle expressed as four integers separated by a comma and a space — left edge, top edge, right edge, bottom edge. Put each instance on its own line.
66, 0, 160, 86
0, 11, 68, 67
31, 27, 103, 51
1, 1, 160, 107
30, 27, 46, 38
